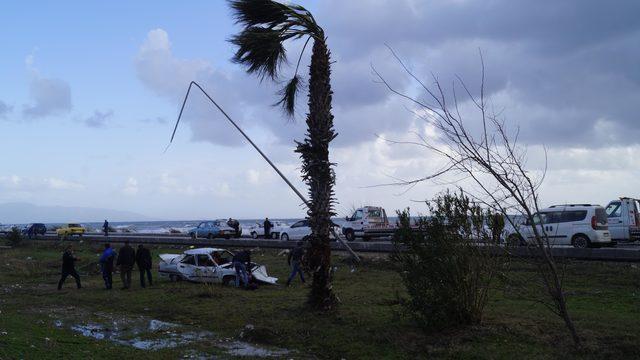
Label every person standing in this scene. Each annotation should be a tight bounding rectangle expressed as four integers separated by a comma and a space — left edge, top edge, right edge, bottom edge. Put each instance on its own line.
286, 241, 306, 286
135, 244, 153, 288
263, 218, 272, 239
232, 250, 251, 288
228, 218, 241, 237
57, 245, 82, 290
103, 220, 109, 237
116, 240, 135, 289
99, 243, 115, 289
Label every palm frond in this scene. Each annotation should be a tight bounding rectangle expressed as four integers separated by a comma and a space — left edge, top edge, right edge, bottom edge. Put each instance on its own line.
275, 75, 302, 116
230, 26, 287, 79
229, 0, 288, 27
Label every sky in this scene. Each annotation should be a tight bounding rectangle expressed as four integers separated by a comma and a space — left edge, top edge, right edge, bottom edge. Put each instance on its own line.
1, 0, 639, 222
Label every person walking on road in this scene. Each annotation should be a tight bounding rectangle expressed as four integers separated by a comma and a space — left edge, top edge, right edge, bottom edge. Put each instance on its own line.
135, 244, 153, 288
263, 218, 272, 239
116, 240, 135, 289
57, 245, 82, 290
286, 241, 306, 286
99, 243, 115, 289
232, 250, 251, 288
103, 220, 109, 236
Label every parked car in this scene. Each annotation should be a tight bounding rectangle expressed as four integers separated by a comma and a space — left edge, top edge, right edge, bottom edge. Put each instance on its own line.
215, 219, 242, 238
188, 221, 222, 239
56, 223, 85, 239
605, 197, 640, 242
279, 220, 340, 241
248, 221, 289, 239
506, 204, 612, 248
158, 247, 277, 284
22, 223, 47, 238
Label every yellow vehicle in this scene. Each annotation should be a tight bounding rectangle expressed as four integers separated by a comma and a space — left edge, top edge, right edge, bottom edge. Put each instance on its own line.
56, 223, 85, 239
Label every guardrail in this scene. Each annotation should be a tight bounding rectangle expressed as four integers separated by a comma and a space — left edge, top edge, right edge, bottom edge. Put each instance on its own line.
11, 233, 636, 261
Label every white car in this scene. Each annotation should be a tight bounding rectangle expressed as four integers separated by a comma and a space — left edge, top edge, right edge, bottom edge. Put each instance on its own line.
248, 221, 289, 239
279, 220, 340, 241
507, 204, 612, 248
158, 247, 277, 284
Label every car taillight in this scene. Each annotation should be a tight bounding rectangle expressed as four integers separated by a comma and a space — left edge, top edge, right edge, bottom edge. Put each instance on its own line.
591, 216, 597, 230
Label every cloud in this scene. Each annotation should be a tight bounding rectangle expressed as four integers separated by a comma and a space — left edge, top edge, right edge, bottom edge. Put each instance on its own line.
0, 175, 85, 192
123, 177, 139, 195
83, 109, 114, 128
0, 100, 12, 119
22, 55, 72, 119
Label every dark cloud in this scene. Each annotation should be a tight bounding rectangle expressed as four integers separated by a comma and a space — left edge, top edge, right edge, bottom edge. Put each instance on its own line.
22, 75, 72, 119
0, 100, 12, 119
83, 109, 114, 128
317, 0, 640, 147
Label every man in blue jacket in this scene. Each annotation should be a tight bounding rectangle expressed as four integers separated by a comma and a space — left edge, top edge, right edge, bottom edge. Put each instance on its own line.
99, 243, 115, 290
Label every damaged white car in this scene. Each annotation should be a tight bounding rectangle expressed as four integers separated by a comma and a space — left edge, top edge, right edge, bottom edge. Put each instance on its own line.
158, 247, 278, 285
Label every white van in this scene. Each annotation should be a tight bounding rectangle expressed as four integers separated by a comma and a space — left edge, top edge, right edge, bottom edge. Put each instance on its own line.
508, 204, 612, 248
604, 197, 640, 242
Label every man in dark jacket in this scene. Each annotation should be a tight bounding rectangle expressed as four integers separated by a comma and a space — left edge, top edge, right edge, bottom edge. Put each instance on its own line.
286, 241, 306, 286
135, 244, 153, 288
227, 218, 241, 237
263, 218, 272, 239
99, 243, 115, 289
232, 250, 251, 288
103, 220, 109, 237
116, 240, 135, 289
58, 245, 81, 290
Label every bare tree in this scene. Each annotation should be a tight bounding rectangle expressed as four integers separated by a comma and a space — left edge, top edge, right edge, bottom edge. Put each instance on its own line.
373, 49, 581, 346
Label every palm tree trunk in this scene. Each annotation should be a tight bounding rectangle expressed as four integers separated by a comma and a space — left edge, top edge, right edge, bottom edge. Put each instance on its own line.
296, 38, 337, 310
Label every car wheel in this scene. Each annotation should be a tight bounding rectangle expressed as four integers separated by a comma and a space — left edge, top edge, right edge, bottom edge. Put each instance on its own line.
222, 275, 236, 286
572, 235, 590, 249
281, 233, 289, 241
344, 229, 355, 241
78, 233, 83, 238
207, 233, 213, 240
251, 232, 258, 239
190, 232, 196, 240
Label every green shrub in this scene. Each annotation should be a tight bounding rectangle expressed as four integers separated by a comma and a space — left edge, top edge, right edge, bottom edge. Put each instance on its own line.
5, 227, 23, 247
392, 190, 506, 330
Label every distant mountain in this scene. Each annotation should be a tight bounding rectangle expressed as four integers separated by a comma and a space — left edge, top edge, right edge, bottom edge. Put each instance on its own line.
0, 202, 154, 224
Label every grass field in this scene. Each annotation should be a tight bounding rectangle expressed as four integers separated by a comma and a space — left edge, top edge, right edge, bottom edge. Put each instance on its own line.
0, 240, 638, 359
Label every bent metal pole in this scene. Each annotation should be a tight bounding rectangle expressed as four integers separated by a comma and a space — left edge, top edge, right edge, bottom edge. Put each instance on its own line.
167, 81, 361, 262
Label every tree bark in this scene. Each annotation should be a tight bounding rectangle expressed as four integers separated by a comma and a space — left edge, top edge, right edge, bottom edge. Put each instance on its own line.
296, 38, 337, 310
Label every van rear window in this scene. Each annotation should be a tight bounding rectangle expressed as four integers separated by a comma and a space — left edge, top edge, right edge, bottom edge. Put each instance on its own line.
595, 208, 608, 225
561, 211, 587, 222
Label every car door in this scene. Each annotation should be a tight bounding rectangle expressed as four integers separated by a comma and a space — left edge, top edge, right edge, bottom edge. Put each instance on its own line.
542, 211, 564, 246
556, 210, 587, 246
605, 201, 625, 240
176, 254, 197, 280
521, 212, 547, 243
193, 254, 216, 282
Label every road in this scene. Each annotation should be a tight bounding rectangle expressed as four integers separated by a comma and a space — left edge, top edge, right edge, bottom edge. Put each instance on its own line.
21, 232, 640, 262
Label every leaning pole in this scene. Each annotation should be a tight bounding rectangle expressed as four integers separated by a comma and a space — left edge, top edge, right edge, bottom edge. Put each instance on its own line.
166, 81, 361, 262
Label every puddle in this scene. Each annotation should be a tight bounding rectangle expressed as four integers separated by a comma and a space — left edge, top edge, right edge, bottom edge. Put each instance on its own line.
50, 310, 292, 357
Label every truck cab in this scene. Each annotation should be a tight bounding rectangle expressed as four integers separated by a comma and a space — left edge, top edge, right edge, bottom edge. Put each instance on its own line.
342, 206, 394, 241
605, 197, 640, 242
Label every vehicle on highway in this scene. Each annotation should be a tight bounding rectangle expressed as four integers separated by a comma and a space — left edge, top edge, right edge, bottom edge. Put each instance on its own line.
506, 204, 613, 248
215, 219, 242, 238
56, 223, 85, 239
279, 219, 340, 241
22, 223, 47, 238
188, 221, 225, 239
158, 247, 277, 284
341, 206, 397, 241
247, 221, 289, 239
605, 197, 640, 242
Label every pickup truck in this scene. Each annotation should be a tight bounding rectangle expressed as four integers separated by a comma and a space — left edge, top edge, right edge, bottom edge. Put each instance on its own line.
341, 206, 397, 241
605, 197, 640, 242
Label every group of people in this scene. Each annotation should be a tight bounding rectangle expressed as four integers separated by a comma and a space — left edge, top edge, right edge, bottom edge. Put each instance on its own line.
57, 241, 153, 291
58, 239, 308, 291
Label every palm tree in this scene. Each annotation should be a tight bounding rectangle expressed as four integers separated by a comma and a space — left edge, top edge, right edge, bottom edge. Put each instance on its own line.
229, 0, 337, 310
